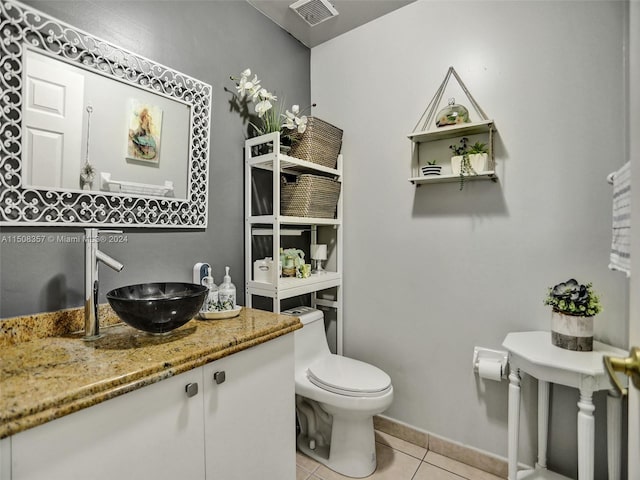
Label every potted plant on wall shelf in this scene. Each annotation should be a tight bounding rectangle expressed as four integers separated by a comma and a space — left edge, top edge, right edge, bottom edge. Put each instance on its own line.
449, 138, 489, 190
467, 141, 489, 171
544, 278, 602, 351
421, 159, 442, 176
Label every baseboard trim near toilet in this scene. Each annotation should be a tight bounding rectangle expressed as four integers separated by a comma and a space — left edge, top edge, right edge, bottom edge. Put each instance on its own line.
373, 415, 508, 479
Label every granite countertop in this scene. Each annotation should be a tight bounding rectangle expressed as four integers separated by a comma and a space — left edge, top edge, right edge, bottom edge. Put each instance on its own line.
0, 306, 301, 439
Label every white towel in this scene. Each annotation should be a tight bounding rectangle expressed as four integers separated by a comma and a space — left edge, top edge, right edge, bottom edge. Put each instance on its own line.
609, 161, 631, 276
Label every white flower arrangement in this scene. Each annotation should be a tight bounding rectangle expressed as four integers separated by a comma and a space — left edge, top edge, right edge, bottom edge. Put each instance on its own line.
231, 68, 312, 142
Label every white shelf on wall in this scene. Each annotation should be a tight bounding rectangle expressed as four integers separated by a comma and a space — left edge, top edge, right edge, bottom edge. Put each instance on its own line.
408, 119, 494, 144
409, 119, 497, 186
408, 68, 498, 187
409, 170, 497, 185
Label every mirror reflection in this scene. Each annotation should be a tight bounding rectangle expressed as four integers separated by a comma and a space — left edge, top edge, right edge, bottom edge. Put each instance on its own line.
0, 0, 211, 228
23, 49, 190, 199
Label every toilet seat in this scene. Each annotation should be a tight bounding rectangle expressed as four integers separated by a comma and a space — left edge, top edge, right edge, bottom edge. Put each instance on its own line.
307, 355, 392, 397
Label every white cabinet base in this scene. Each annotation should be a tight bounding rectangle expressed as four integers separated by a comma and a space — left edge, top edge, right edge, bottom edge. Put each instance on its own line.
204, 334, 295, 480
5, 335, 296, 480
11, 368, 205, 480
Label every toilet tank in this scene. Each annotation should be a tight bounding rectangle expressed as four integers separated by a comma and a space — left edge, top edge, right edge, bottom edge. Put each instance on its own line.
282, 307, 331, 367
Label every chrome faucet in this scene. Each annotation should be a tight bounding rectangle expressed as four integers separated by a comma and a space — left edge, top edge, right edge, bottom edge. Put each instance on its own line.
84, 228, 124, 340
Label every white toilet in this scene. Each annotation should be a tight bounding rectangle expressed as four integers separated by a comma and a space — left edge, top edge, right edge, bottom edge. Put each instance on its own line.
284, 307, 393, 478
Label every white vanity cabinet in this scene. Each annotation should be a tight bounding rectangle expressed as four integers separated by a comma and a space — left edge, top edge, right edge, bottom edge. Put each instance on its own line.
10, 367, 206, 480
4, 334, 296, 480
203, 334, 295, 480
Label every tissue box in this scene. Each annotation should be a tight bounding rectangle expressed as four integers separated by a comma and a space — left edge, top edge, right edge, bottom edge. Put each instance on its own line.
253, 258, 274, 283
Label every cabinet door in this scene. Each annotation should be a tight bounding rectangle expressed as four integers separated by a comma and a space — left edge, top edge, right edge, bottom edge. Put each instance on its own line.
204, 334, 295, 480
11, 368, 205, 480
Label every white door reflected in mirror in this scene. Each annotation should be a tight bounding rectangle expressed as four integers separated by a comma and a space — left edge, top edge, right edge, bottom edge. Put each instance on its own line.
22, 49, 191, 200
23, 50, 84, 190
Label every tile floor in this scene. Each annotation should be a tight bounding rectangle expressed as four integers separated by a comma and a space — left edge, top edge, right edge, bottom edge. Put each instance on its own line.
296, 431, 504, 480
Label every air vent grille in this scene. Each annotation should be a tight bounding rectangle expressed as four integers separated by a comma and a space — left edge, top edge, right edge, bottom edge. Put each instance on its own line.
290, 0, 339, 27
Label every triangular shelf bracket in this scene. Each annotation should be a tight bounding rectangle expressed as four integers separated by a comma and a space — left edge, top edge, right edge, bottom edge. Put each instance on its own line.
412, 66, 489, 134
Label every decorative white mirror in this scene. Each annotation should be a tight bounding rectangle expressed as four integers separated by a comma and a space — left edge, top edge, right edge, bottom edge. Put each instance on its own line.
0, 0, 212, 227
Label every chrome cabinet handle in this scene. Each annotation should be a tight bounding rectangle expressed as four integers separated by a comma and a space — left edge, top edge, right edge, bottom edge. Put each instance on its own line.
213, 371, 226, 385
603, 346, 640, 396
185, 382, 199, 398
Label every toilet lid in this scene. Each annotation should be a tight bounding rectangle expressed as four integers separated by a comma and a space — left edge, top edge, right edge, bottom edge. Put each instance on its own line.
307, 355, 392, 397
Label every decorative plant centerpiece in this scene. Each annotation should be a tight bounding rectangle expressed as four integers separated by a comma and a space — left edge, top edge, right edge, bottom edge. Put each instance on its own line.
449, 138, 489, 190
544, 278, 602, 351
229, 69, 312, 150
421, 159, 442, 176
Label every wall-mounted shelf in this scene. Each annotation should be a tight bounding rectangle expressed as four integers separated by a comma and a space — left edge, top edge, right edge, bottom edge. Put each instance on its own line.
409, 170, 497, 186
408, 68, 498, 187
408, 119, 494, 144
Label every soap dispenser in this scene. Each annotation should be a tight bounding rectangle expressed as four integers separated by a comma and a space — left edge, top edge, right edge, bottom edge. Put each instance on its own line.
218, 266, 236, 310
201, 266, 219, 312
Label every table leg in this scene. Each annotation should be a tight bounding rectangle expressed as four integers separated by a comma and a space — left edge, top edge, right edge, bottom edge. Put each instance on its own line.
508, 369, 521, 480
607, 389, 622, 480
537, 380, 549, 469
577, 388, 595, 480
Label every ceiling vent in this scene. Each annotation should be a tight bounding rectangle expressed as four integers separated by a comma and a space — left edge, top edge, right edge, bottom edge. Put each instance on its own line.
290, 0, 339, 27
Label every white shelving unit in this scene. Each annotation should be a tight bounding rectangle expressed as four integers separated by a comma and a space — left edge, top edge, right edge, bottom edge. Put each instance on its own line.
244, 132, 343, 354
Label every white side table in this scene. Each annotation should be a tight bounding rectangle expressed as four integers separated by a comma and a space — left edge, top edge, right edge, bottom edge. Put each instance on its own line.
502, 331, 628, 480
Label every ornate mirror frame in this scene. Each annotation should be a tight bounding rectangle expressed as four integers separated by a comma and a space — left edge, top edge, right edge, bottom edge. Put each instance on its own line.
0, 0, 212, 228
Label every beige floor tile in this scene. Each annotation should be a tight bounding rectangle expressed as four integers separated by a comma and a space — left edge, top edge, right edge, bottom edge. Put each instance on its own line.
297, 466, 312, 480
425, 452, 505, 480
297, 450, 321, 474
375, 430, 427, 460
313, 442, 421, 480
413, 462, 466, 480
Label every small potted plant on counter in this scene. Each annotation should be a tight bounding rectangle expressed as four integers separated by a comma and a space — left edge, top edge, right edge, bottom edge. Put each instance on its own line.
421, 159, 442, 176
544, 278, 602, 351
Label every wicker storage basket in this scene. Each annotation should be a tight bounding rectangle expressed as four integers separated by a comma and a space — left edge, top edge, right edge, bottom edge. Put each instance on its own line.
281, 174, 340, 219
289, 117, 343, 169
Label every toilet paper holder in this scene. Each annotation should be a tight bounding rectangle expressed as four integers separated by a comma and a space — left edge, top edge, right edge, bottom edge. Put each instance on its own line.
472, 346, 509, 379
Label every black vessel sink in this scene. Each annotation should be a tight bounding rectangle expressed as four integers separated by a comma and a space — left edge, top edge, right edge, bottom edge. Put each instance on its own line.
106, 282, 207, 334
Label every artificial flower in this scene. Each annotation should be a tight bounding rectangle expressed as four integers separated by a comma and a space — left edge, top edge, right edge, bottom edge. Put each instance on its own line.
230, 68, 314, 140
255, 99, 273, 118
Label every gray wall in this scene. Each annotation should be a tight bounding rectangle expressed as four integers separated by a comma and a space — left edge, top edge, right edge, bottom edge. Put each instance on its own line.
0, 1, 310, 318
310, 1, 629, 478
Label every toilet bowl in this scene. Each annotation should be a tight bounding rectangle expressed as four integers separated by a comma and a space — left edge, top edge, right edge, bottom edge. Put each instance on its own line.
283, 307, 393, 478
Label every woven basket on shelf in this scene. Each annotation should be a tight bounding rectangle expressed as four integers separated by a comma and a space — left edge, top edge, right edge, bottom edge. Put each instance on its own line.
280, 174, 340, 219
289, 117, 343, 169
